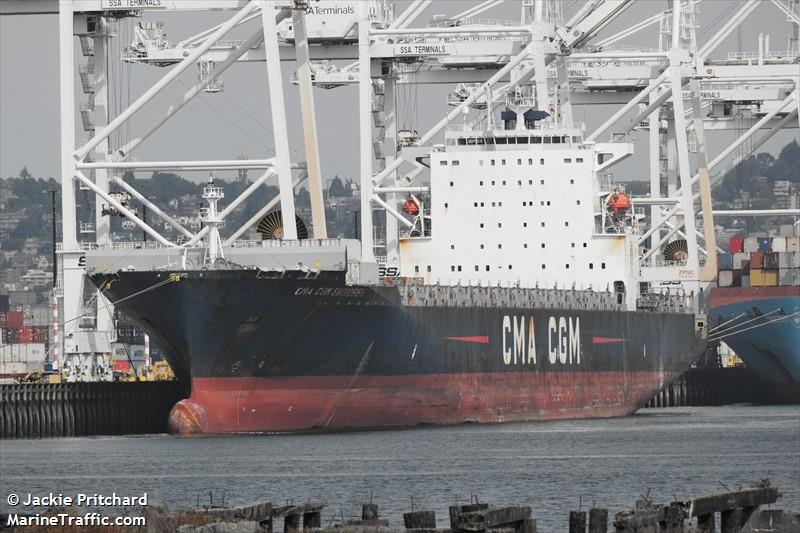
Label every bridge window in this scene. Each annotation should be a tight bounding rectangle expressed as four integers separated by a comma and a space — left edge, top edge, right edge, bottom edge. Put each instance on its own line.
540, 158, 545, 165
516, 137, 528, 144
414, 265, 419, 273
576, 158, 584, 163
589, 263, 594, 269
452, 160, 460, 166
427, 265, 431, 272
440, 161, 448, 166
564, 158, 572, 163
602, 262, 606, 269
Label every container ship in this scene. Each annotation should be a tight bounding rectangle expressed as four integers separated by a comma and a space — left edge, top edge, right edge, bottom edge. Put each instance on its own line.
709, 232, 800, 403
85, 103, 706, 434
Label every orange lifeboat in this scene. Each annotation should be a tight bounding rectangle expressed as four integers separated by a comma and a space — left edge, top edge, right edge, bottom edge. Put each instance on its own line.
607, 192, 632, 212
403, 198, 420, 216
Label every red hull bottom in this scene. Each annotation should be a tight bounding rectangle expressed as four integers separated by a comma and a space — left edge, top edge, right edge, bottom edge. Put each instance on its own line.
168, 372, 671, 434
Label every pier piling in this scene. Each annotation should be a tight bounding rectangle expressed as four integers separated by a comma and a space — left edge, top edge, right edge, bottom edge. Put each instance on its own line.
570, 511, 587, 533
588, 508, 608, 533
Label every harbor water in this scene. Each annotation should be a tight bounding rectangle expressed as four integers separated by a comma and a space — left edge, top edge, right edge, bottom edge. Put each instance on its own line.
1, 405, 798, 532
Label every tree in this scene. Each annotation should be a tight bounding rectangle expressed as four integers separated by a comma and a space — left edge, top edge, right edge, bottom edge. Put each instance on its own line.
328, 175, 348, 197
18, 167, 31, 179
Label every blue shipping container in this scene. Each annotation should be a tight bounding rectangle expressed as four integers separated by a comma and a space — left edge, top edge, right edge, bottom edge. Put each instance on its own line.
718, 253, 733, 270
758, 237, 771, 252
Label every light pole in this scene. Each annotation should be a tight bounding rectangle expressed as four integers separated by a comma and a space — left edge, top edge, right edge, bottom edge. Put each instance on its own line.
43, 190, 58, 287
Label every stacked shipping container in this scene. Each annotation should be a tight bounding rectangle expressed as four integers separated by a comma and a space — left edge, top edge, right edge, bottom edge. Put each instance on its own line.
718, 229, 800, 288
0, 305, 52, 382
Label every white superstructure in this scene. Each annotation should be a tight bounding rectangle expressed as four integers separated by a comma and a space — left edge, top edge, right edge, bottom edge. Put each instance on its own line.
400, 124, 637, 302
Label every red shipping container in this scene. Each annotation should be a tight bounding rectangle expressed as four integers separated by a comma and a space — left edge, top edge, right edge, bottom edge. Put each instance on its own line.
114, 361, 130, 373
729, 236, 744, 254
750, 251, 763, 269
5, 311, 23, 329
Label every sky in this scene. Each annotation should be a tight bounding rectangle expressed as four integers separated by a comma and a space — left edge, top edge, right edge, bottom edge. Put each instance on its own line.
0, 0, 797, 184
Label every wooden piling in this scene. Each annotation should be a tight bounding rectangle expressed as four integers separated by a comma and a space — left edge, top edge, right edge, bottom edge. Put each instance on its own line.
404, 510, 436, 529
569, 511, 587, 533
284, 512, 301, 533
362, 503, 379, 521
720, 508, 743, 533
303, 510, 321, 529
588, 508, 608, 533
697, 512, 715, 532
